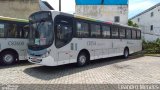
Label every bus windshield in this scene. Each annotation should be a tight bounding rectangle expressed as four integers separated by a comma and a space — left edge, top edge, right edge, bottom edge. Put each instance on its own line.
28, 11, 53, 50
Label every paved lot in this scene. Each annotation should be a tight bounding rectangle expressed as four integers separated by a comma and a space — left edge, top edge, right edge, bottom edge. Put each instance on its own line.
0, 55, 160, 84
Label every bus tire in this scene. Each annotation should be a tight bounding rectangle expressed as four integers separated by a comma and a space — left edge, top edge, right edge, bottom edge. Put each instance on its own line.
123, 48, 129, 58
0, 51, 16, 65
77, 52, 88, 67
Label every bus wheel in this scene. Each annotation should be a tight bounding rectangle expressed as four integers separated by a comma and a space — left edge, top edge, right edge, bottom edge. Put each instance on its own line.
1, 51, 16, 65
77, 52, 88, 67
123, 48, 129, 58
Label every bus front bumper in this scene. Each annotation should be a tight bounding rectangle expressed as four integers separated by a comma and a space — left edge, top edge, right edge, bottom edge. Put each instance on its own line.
28, 55, 57, 66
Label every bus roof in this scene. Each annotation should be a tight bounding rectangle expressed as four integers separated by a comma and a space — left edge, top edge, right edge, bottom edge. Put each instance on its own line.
34, 10, 140, 30
75, 15, 113, 25
74, 14, 140, 30
0, 16, 29, 23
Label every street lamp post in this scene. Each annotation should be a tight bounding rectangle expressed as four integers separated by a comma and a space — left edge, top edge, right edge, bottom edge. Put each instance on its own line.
59, 0, 61, 11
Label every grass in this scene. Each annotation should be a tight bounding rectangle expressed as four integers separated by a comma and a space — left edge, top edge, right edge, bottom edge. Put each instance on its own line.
132, 51, 160, 57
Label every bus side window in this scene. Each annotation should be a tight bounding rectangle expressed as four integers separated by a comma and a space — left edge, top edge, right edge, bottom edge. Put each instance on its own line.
102, 25, 110, 38
90, 24, 101, 38
126, 29, 131, 39
111, 27, 119, 39
0, 23, 5, 37
55, 15, 73, 48
119, 28, 126, 39
137, 30, 141, 39
132, 30, 137, 39
23, 25, 29, 38
76, 21, 89, 38
56, 23, 72, 48
7, 23, 18, 38
57, 24, 62, 39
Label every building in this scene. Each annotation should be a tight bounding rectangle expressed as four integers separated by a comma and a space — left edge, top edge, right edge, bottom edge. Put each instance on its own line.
75, 0, 128, 25
0, 0, 39, 19
130, 3, 160, 41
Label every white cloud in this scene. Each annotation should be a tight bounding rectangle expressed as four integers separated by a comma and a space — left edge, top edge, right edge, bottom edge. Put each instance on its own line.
129, 1, 154, 12
129, 0, 157, 18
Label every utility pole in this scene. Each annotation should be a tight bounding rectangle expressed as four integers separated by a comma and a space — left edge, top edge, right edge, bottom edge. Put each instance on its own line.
59, 0, 61, 11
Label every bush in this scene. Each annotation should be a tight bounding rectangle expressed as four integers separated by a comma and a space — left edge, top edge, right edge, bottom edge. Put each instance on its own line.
143, 38, 160, 54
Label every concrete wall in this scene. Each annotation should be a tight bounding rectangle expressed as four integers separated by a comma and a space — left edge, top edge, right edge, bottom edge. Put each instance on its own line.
76, 5, 128, 25
0, 0, 39, 19
131, 5, 160, 41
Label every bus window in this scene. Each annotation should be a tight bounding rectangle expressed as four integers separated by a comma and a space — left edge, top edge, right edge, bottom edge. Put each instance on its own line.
0, 23, 5, 37
76, 21, 89, 38
7, 23, 17, 38
132, 30, 137, 39
126, 29, 131, 39
23, 25, 29, 38
137, 30, 141, 39
111, 27, 119, 38
55, 16, 73, 48
119, 28, 126, 39
91, 24, 101, 38
102, 25, 110, 38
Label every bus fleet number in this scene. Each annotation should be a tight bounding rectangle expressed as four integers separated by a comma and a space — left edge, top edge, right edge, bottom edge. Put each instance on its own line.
8, 41, 24, 46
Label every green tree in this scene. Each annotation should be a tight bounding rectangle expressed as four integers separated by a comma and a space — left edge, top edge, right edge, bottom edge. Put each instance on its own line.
128, 20, 133, 26
128, 20, 139, 28
133, 23, 139, 27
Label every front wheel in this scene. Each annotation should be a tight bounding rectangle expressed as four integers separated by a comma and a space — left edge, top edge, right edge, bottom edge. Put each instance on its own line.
77, 52, 88, 67
123, 48, 129, 58
0, 51, 16, 65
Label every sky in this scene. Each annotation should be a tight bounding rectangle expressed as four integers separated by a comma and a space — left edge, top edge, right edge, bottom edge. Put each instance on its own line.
47, 0, 160, 18
129, 0, 160, 18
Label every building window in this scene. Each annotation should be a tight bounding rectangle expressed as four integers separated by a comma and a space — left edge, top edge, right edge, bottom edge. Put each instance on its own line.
138, 18, 140, 22
151, 12, 154, 17
114, 16, 120, 22
150, 25, 153, 31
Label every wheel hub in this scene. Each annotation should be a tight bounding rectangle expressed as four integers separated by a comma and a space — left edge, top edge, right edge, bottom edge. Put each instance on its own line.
79, 55, 86, 64
4, 54, 14, 63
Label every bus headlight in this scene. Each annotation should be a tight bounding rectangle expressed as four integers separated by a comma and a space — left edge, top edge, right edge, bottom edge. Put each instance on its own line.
42, 50, 51, 58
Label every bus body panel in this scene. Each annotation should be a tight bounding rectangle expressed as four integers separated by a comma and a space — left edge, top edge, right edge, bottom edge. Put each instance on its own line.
0, 16, 29, 62
28, 10, 142, 66
28, 38, 142, 66
0, 38, 28, 60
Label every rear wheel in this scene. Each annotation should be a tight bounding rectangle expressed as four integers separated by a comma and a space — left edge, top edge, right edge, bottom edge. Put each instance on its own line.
0, 51, 16, 65
123, 48, 129, 58
77, 52, 88, 67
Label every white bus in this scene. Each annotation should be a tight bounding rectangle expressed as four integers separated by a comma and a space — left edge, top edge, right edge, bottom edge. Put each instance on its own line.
28, 11, 142, 66
0, 16, 29, 65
